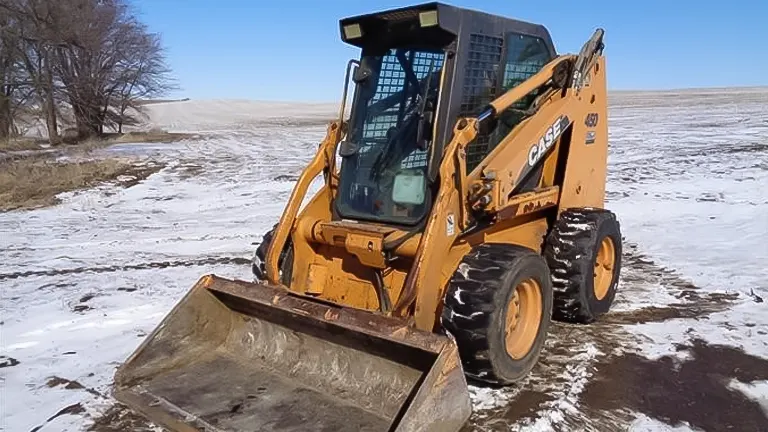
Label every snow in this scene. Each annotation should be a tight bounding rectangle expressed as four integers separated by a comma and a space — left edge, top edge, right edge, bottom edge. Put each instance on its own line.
628, 415, 697, 432
508, 343, 601, 432
452, 287, 466, 305
605, 88, 768, 365
729, 379, 768, 417
469, 386, 517, 412
2, 88, 768, 431
1, 105, 330, 431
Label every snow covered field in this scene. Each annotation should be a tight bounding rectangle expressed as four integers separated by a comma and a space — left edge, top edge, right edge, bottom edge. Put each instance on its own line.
1, 89, 767, 431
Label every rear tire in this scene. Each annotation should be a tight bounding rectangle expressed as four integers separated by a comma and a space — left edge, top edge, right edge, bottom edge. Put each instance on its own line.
543, 208, 622, 324
441, 244, 553, 385
251, 225, 293, 285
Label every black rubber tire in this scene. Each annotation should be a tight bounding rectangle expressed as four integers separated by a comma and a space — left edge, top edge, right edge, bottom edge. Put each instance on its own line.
251, 225, 293, 285
441, 244, 553, 385
543, 208, 622, 324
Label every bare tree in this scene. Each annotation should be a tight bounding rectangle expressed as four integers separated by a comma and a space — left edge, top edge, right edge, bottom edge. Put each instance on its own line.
1, 0, 174, 142
0, 2, 22, 139
2, 0, 65, 144
109, 30, 175, 133
53, 0, 174, 138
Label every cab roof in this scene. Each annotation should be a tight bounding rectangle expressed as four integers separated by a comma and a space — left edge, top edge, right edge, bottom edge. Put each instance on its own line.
339, 2, 555, 54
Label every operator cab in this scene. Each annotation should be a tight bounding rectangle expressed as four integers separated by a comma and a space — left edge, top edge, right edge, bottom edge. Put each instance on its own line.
336, 2, 556, 227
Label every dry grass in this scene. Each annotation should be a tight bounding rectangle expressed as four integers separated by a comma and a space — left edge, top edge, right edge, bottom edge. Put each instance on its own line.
66, 131, 197, 153
0, 128, 188, 211
0, 138, 46, 152
97, 130, 197, 145
0, 155, 164, 211
1, 131, 195, 154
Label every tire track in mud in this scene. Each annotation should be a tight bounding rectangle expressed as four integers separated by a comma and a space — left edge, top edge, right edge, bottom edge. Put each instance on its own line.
0, 256, 251, 281
463, 242, 748, 431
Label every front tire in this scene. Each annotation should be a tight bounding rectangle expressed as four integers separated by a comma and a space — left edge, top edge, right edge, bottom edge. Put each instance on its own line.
441, 244, 553, 385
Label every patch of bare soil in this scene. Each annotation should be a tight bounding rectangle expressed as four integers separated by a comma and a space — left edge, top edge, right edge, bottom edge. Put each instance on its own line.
173, 161, 205, 180
95, 130, 197, 145
46, 376, 85, 390
273, 174, 299, 182
88, 404, 159, 432
71, 293, 98, 313
0, 137, 47, 152
46, 376, 103, 398
29, 376, 114, 431
29, 403, 87, 432
0, 155, 164, 212
1, 255, 250, 281
607, 242, 740, 325
0, 355, 20, 368
463, 318, 608, 431
582, 339, 768, 431
604, 290, 740, 325
1, 131, 196, 155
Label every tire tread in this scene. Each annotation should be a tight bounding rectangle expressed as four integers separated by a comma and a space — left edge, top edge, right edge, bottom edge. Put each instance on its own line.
441, 244, 551, 384
543, 208, 621, 323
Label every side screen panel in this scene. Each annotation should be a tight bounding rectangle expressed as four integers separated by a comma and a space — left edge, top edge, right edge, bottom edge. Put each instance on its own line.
460, 34, 504, 171
463, 32, 553, 172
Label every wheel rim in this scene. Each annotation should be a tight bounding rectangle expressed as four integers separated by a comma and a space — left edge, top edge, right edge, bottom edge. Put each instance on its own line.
593, 236, 616, 300
505, 278, 543, 360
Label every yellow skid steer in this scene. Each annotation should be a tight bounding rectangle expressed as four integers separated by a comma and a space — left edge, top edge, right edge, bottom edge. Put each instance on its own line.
114, 2, 622, 431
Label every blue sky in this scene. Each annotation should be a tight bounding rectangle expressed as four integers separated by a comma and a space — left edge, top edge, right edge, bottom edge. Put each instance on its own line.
133, 0, 767, 101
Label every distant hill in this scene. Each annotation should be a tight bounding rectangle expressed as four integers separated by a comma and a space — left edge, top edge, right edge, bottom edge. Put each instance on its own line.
137, 98, 192, 106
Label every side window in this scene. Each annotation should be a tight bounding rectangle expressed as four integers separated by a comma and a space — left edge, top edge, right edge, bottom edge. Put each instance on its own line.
463, 32, 552, 172
485, 34, 553, 161
501, 33, 551, 94
461, 34, 504, 171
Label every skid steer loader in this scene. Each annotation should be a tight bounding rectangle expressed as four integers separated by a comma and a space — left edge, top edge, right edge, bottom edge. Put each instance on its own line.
114, 3, 622, 431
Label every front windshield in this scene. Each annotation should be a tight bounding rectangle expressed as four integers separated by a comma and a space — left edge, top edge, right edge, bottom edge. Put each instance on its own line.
336, 48, 445, 226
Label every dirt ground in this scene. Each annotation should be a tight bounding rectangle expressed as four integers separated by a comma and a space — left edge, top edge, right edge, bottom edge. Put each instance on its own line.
582, 340, 768, 431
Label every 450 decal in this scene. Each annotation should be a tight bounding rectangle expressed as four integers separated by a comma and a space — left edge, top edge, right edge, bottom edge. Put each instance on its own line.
527, 115, 571, 167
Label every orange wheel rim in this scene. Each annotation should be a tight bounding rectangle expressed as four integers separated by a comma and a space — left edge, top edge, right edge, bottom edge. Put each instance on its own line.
505, 278, 543, 359
593, 236, 616, 300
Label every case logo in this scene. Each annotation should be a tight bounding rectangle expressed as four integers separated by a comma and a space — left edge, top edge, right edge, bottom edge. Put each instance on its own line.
527, 115, 570, 167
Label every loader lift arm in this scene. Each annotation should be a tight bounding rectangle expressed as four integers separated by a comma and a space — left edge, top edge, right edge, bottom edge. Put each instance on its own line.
400, 28, 610, 329
460, 28, 607, 224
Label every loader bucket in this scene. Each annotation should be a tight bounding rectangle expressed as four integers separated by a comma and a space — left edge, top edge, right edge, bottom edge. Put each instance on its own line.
114, 275, 472, 432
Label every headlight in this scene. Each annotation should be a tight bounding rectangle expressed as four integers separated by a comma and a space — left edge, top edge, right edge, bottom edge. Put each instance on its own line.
343, 23, 363, 39
418, 10, 438, 27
